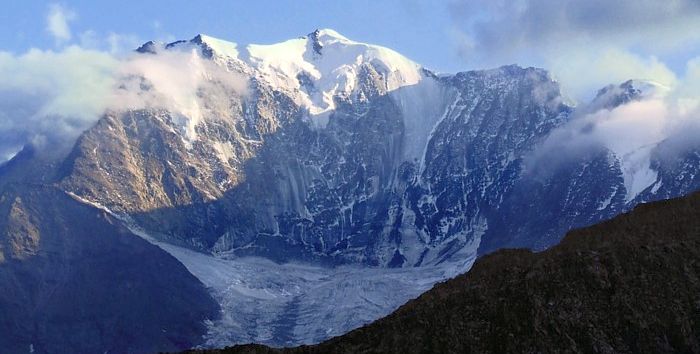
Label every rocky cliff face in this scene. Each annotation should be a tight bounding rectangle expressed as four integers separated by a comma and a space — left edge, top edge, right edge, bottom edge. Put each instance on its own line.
57, 32, 698, 269
199, 190, 700, 354
480, 80, 700, 254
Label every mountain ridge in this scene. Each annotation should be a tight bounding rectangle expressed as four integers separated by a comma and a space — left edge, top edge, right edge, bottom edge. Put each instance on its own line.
9, 30, 698, 274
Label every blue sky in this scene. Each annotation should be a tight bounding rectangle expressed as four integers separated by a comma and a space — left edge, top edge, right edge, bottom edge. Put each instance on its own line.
3, 0, 700, 84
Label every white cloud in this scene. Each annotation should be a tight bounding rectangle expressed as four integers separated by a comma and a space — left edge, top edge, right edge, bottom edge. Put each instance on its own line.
106, 32, 143, 54
111, 47, 248, 141
677, 57, 700, 100
45, 4, 144, 54
78, 30, 100, 49
77, 30, 146, 55
46, 4, 76, 44
0, 47, 118, 158
527, 66, 700, 199
0, 42, 248, 161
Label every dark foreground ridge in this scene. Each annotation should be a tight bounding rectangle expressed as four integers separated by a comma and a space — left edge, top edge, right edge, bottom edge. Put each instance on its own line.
190, 191, 700, 354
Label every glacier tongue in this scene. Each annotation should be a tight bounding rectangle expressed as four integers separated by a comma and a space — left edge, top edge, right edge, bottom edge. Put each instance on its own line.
140, 233, 474, 348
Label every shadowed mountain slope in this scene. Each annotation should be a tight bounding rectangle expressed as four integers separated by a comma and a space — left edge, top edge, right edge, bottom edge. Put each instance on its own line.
0, 186, 220, 353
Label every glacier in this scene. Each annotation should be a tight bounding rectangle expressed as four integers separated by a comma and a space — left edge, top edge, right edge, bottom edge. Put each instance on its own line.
127, 216, 475, 347
180, 247, 473, 348
67, 191, 477, 347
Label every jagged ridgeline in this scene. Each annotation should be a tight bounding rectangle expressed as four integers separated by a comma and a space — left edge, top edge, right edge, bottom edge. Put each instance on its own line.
57, 30, 698, 268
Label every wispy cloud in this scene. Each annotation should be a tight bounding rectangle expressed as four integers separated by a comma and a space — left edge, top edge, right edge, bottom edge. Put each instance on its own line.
46, 3, 77, 44
106, 32, 143, 54
0, 42, 247, 161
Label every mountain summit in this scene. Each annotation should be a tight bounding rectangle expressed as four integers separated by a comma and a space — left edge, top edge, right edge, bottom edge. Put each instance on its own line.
162, 29, 424, 122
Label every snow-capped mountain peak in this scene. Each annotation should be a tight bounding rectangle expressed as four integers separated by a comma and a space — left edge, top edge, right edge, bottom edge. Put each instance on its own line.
245, 29, 424, 125
621, 79, 671, 99
590, 79, 671, 112
145, 30, 425, 127
142, 29, 424, 127
192, 34, 240, 59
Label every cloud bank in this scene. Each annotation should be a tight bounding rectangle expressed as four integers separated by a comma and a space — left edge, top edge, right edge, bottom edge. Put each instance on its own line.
0, 3, 252, 162
447, 0, 700, 199
0, 43, 247, 162
0, 47, 118, 159
110, 48, 248, 142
